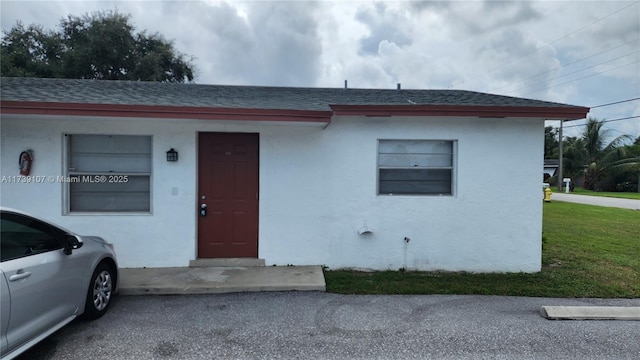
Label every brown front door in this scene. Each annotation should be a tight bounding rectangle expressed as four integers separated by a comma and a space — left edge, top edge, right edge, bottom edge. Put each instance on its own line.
198, 132, 259, 258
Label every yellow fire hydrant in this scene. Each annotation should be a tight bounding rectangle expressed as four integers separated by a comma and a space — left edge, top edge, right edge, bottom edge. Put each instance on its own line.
544, 186, 552, 202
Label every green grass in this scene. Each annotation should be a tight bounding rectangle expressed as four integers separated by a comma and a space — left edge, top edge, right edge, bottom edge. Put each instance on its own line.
571, 187, 640, 200
325, 202, 640, 298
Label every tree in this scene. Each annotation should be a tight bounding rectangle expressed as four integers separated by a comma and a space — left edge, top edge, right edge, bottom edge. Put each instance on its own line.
600, 142, 640, 192
577, 118, 636, 191
561, 136, 587, 181
1, 10, 195, 82
544, 126, 558, 159
0, 22, 64, 78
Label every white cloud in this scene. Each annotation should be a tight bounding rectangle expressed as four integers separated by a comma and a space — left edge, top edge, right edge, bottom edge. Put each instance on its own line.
355, 2, 412, 56
1, 0, 639, 136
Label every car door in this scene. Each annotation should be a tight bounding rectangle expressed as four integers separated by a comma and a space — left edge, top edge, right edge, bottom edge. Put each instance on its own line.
0, 269, 10, 356
0, 212, 81, 354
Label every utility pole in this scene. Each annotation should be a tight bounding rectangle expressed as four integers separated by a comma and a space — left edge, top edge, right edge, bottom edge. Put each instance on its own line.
557, 120, 564, 192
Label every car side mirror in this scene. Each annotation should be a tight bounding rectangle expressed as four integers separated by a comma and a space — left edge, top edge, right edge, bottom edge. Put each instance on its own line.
63, 235, 84, 255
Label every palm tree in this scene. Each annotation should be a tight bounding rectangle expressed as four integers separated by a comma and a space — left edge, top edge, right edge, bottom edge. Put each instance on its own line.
562, 136, 587, 182
601, 142, 640, 192
580, 118, 635, 191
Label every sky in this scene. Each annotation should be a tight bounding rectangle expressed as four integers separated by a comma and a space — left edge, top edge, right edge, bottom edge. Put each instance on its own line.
1, 0, 639, 140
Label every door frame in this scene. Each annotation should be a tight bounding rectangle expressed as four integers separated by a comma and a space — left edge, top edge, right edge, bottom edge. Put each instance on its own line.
196, 131, 259, 259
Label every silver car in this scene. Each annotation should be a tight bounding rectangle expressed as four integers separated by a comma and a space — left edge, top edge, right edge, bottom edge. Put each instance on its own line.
0, 207, 118, 359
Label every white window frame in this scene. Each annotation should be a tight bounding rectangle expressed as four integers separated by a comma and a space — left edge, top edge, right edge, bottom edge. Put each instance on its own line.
63, 134, 153, 214
377, 139, 457, 196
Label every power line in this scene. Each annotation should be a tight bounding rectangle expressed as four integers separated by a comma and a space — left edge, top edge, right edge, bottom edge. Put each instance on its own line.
602, 125, 639, 137
563, 116, 640, 128
494, 39, 638, 93
488, 1, 639, 74
591, 97, 640, 109
523, 59, 640, 96
599, 116, 638, 124
510, 51, 640, 94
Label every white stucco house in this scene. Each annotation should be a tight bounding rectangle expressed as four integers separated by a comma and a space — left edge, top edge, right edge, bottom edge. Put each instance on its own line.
0, 77, 589, 272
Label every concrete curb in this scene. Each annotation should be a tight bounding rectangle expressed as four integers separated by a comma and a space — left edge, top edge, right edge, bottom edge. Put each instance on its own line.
541, 306, 640, 320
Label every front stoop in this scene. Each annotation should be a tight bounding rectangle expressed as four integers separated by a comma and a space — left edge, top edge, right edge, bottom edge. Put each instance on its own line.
189, 258, 265, 267
118, 265, 326, 295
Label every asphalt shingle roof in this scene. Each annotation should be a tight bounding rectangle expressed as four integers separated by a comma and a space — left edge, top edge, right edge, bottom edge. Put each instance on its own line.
1, 77, 585, 112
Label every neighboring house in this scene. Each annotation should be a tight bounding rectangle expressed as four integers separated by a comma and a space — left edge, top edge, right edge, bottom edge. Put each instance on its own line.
544, 159, 559, 178
544, 159, 585, 188
0, 78, 589, 272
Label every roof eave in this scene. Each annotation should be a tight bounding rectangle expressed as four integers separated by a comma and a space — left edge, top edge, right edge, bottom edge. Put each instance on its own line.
330, 104, 590, 120
0, 101, 334, 123
0, 101, 591, 122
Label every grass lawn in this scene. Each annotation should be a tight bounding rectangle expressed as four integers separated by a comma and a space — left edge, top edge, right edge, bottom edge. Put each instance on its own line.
571, 187, 640, 200
324, 202, 640, 298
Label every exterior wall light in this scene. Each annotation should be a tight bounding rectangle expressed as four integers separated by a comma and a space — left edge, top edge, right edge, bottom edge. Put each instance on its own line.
166, 148, 178, 162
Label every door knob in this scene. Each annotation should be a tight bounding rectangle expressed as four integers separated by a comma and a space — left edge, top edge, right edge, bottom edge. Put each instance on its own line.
200, 203, 207, 216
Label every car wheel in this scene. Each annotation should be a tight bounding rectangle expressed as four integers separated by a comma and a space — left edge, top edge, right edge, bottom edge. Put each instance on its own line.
83, 262, 115, 320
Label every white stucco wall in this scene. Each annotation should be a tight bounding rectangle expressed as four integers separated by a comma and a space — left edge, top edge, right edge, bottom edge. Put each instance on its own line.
1, 114, 543, 272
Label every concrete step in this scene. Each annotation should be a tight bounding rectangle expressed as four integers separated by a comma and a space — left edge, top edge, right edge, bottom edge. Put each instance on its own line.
118, 266, 326, 295
189, 258, 265, 267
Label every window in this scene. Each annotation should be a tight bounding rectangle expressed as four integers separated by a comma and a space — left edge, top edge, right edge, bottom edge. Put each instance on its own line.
1, 212, 62, 261
378, 140, 455, 195
66, 135, 152, 213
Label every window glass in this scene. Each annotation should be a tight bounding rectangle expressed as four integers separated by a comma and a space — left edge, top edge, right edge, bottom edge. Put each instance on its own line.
70, 176, 151, 212
67, 134, 152, 213
378, 140, 455, 196
70, 135, 152, 173
1, 213, 61, 261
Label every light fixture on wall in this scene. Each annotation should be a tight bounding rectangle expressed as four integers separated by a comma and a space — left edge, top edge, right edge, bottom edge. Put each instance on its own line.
166, 148, 178, 162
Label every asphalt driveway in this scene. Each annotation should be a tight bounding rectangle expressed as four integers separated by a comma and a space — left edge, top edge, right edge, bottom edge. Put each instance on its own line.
17, 292, 640, 360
